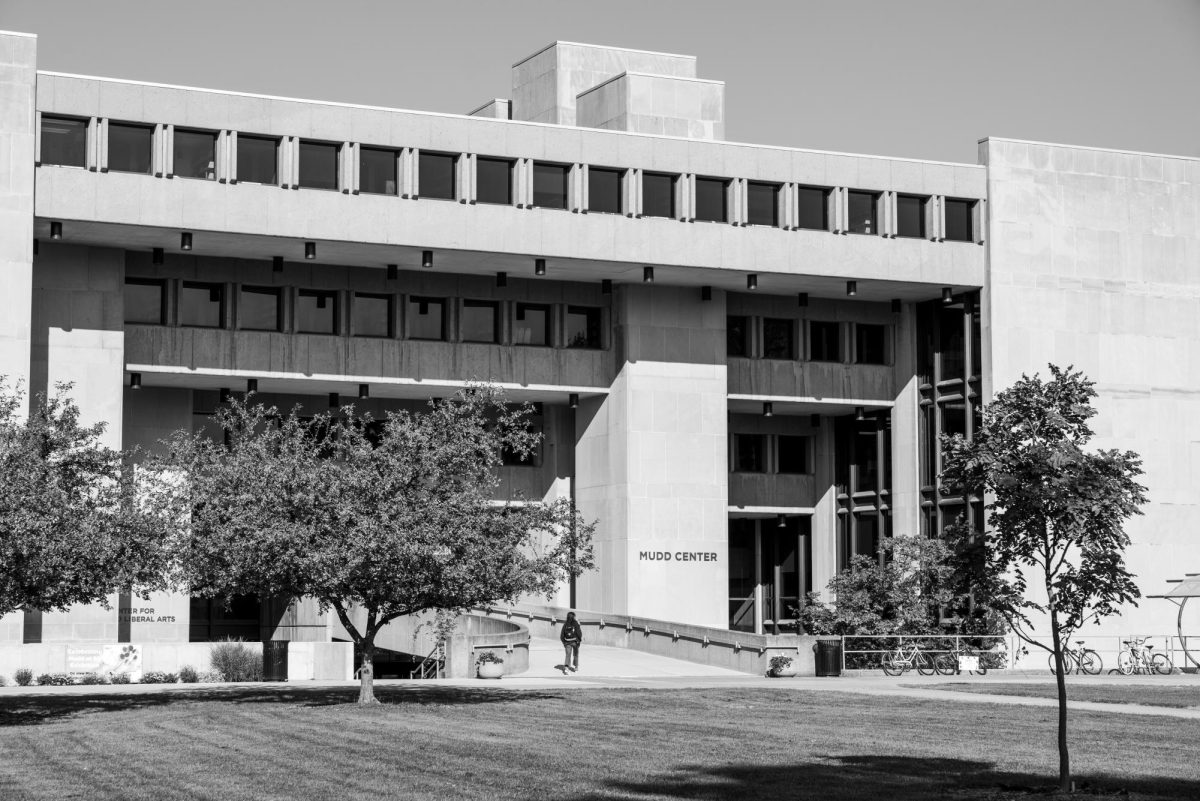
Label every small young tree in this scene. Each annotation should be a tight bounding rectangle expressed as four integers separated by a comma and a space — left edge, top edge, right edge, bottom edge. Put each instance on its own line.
941, 365, 1146, 793
153, 384, 594, 704
0, 380, 172, 617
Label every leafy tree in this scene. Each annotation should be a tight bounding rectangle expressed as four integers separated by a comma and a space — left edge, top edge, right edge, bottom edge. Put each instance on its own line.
151, 385, 595, 704
0, 380, 172, 617
941, 365, 1146, 792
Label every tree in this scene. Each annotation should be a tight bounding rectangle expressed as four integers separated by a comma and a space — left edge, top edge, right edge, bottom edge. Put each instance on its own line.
941, 365, 1146, 793
0, 380, 172, 617
151, 385, 595, 704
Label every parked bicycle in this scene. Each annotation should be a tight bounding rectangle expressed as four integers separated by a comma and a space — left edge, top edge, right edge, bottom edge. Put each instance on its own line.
1048, 640, 1102, 675
1117, 637, 1173, 675
935, 644, 989, 676
881, 642, 937, 676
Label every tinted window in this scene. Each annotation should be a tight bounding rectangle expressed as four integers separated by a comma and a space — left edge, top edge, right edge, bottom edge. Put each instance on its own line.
945, 198, 975, 242
857, 324, 887, 364
108, 123, 152, 174
733, 434, 765, 473
408, 296, 445, 341
727, 316, 749, 357
566, 306, 602, 349
896, 194, 926, 238
810, 321, 840, 362
240, 287, 282, 331
238, 135, 277, 185
589, 167, 622, 214
778, 435, 811, 474
360, 147, 397, 195
533, 163, 568, 209
354, 293, 392, 337
763, 318, 794, 360
180, 281, 224, 328
513, 303, 551, 346
299, 141, 338, 190
855, 513, 879, 557
643, 172, 676, 218
695, 177, 728, 222
296, 289, 337, 334
797, 186, 829, 231
847, 191, 878, 235
461, 300, 499, 343
419, 152, 456, 200
477, 157, 512, 205
174, 129, 217, 180
747, 182, 779, 226
41, 116, 87, 167
124, 279, 165, 325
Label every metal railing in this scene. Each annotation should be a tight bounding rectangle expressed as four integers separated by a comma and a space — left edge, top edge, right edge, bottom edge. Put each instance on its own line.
415, 641, 444, 680
842, 634, 1013, 671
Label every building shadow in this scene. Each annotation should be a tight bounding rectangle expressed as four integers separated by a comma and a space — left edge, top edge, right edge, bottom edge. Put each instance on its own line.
565, 755, 1200, 800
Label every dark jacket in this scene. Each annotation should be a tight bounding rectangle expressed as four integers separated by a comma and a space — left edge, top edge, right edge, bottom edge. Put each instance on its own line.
560, 619, 582, 644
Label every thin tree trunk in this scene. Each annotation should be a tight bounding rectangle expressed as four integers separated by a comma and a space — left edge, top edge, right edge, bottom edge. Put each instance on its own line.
1049, 608, 1071, 792
357, 638, 379, 705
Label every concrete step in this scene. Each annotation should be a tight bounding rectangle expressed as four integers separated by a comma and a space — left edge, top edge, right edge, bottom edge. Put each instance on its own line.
522, 637, 747, 679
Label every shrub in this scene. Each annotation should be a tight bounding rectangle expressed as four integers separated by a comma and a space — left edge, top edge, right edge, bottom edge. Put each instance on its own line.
767, 655, 794, 676
178, 665, 199, 683
14, 668, 33, 686
476, 651, 504, 665
36, 673, 73, 686
0, 674, 7, 687
198, 669, 223, 683
108, 671, 132, 685
210, 639, 262, 682
141, 671, 178, 684
78, 673, 108, 685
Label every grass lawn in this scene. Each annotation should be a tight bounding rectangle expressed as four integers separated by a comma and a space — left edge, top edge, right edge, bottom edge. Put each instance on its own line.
2, 684, 1199, 800
929, 682, 1200, 709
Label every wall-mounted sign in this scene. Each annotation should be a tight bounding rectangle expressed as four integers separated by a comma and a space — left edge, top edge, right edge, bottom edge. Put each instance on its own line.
66, 644, 142, 680
117, 607, 176, 624
639, 551, 719, 562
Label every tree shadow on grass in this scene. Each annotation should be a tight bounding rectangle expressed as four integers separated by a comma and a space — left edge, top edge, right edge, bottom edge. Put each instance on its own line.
0, 683, 563, 727
567, 755, 1200, 800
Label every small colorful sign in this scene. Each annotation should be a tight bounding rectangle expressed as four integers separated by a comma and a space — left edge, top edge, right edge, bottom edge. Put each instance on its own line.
66, 644, 142, 681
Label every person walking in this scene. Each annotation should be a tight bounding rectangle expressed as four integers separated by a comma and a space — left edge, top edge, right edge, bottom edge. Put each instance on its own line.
560, 611, 582, 673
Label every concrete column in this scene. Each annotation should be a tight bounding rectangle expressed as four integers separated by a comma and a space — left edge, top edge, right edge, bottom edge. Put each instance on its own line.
833, 187, 847, 233
290, 136, 300, 190
568, 162, 582, 212
810, 419, 839, 601
890, 306, 922, 539
467, 153, 477, 204
164, 124, 175, 178
350, 142, 361, 194
86, 116, 99, 171
152, 123, 164, 177
278, 136, 291, 189
339, 142, 351, 193
97, 118, 109, 172
399, 147, 414, 198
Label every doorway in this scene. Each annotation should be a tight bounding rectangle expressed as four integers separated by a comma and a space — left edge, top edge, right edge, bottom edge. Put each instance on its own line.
728, 516, 812, 634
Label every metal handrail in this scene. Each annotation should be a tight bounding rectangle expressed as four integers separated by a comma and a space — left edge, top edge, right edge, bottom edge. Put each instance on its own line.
415, 641, 444, 680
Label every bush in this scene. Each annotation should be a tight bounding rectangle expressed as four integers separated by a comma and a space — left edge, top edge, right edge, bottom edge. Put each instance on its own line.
178, 665, 199, 684
197, 669, 224, 683
108, 671, 132, 685
476, 651, 504, 665
14, 668, 33, 686
210, 639, 262, 682
0, 674, 7, 687
36, 673, 73, 686
78, 673, 108, 685
141, 671, 178, 684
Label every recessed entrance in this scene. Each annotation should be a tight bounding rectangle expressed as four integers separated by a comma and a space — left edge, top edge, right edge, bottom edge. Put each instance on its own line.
728, 516, 811, 634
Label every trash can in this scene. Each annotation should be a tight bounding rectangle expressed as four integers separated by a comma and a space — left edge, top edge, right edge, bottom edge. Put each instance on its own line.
262, 640, 289, 682
814, 639, 842, 677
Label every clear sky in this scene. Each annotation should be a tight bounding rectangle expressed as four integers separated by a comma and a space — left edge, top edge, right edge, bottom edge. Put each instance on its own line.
3, 0, 1197, 164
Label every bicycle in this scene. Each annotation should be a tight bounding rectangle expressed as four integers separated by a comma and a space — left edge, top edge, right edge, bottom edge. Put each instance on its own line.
881, 642, 937, 676
1048, 640, 1102, 675
935, 643, 989, 676
1117, 638, 1173, 675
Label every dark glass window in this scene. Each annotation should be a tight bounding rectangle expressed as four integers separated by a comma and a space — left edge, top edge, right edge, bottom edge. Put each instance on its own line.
778, 435, 811, 474
695, 177, 728, 222
461, 299, 499, 343
108, 123, 152, 174
853, 430, 879, 491
763, 318, 795, 360
747, 182, 779, 226
643, 172, 676, 218
173, 129, 216, 180
240, 287, 282, 332
566, 306, 602, 349
797, 186, 829, 230
408, 296, 445, 341
296, 289, 337, 334
477, 157, 512, 205
360, 147, 397, 195
237, 135, 278, 185
727, 316, 749, 357
847, 191, 878, 235
942, 401, 967, 440
733, 434, 765, 473
180, 281, 224, 328
855, 513, 879, 558
896, 194, 926, 238
588, 167, 622, 214
533, 162, 569, 209
299, 141, 338, 190
945, 198, 975, 242
513, 303, 551, 346
856, 324, 887, 364
810, 321, 840, 362
124, 279, 165, 325
354, 293, 392, 338
419, 151, 456, 200
41, 116, 87, 167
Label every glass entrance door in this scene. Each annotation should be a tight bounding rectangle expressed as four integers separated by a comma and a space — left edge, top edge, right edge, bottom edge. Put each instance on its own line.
728, 517, 811, 634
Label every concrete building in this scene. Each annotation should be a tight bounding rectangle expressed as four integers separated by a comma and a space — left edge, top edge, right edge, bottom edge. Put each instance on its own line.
0, 31, 1195, 653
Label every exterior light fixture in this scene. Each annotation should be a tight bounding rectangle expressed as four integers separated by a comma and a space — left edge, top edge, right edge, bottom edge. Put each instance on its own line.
50, 221, 62, 240
763, 402, 774, 417
534, 258, 546, 276
180, 231, 193, 251
386, 264, 398, 281
891, 298, 901, 313
855, 406, 866, 421
496, 271, 507, 287
569, 393, 579, 409
701, 286, 713, 301
422, 250, 434, 269
601, 279, 613, 295
304, 241, 316, 260
810, 413, 820, 427
219, 387, 232, 404
129, 372, 142, 390
246, 378, 258, 393
643, 266, 654, 283
942, 287, 953, 304
846, 280, 857, 297
152, 247, 164, 265
273, 256, 284, 273
747, 274, 758, 291
777, 514, 787, 529
358, 384, 370, 400
329, 392, 340, 408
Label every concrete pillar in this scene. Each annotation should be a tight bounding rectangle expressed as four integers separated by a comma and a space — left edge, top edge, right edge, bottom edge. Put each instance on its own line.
810, 420, 839, 602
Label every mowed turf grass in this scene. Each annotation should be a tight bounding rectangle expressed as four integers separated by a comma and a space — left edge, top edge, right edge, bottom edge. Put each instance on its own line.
3, 685, 1200, 801
930, 682, 1200, 709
